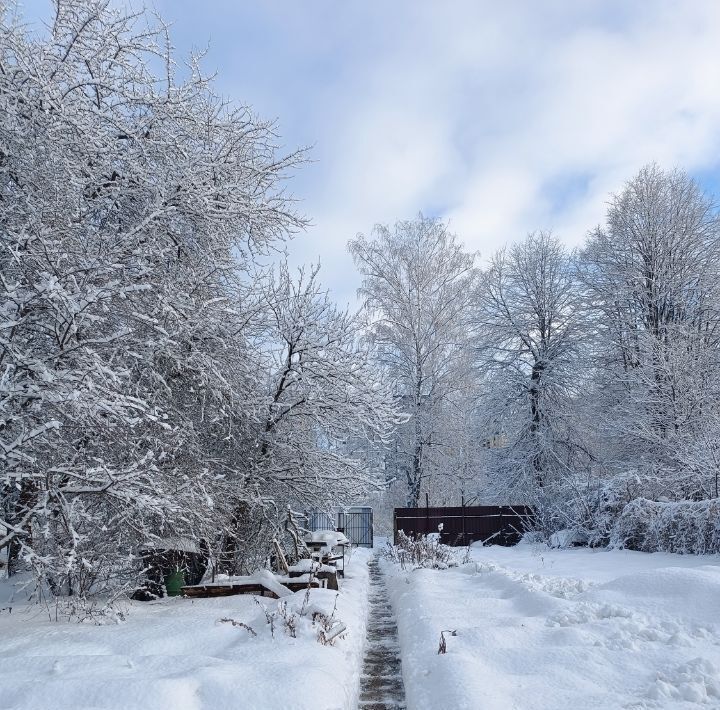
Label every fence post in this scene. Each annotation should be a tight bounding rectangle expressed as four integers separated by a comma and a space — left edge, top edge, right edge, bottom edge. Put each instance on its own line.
461, 494, 466, 546
425, 492, 430, 536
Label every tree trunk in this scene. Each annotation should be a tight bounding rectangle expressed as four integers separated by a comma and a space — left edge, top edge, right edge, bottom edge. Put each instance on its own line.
406, 371, 424, 508
529, 361, 544, 488
406, 441, 423, 507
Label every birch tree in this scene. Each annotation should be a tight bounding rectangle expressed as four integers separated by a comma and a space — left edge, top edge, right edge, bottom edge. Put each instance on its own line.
349, 215, 479, 507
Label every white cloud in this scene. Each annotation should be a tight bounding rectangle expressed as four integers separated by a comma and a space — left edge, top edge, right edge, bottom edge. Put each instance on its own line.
26, 0, 720, 304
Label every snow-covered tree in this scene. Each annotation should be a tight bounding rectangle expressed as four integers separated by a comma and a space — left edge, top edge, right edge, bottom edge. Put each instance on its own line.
252, 262, 398, 507
475, 232, 590, 502
0, 0, 400, 595
349, 215, 480, 507
0, 0, 305, 594
581, 164, 720, 499
214, 260, 399, 573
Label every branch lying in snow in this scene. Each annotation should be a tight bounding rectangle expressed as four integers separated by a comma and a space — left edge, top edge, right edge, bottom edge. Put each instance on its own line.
437, 629, 457, 654
317, 621, 346, 645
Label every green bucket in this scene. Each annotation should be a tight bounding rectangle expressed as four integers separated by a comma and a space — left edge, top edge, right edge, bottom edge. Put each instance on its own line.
164, 569, 185, 597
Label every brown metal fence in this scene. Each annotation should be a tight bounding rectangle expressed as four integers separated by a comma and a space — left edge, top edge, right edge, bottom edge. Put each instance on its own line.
393, 505, 534, 547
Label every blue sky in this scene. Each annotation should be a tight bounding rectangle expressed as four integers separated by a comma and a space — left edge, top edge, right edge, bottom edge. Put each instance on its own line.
16, 1, 720, 306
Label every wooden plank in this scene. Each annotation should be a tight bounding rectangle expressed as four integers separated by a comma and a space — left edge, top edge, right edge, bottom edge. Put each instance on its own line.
181, 576, 327, 598
278, 580, 323, 592
181, 583, 280, 599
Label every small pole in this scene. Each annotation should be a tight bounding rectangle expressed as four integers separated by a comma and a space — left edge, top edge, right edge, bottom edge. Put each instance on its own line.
425, 492, 430, 536
461, 492, 466, 547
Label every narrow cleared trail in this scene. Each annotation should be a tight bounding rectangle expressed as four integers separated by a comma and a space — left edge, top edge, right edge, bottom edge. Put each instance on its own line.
358, 557, 406, 710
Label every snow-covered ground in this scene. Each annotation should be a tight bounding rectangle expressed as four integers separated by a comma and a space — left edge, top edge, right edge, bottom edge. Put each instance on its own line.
384, 544, 720, 709
4, 543, 719, 710
0, 548, 372, 710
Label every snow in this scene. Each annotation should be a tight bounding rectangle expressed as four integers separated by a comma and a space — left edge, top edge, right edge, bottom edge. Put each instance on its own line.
305, 530, 350, 547
548, 528, 588, 548
0, 549, 372, 710
288, 559, 337, 574
145, 537, 202, 554
193, 570, 295, 598
383, 544, 720, 709
4, 540, 720, 709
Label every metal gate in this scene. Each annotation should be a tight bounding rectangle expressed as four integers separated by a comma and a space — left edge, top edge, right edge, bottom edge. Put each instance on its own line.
305, 510, 335, 532
305, 507, 374, 548
338, 507, 373, 548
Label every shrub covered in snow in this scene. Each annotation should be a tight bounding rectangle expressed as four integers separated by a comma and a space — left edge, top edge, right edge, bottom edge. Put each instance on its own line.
610, 497, 720, 554
549, 471, 671, 549
383, 531, 457, 569
548, 529, 589, 549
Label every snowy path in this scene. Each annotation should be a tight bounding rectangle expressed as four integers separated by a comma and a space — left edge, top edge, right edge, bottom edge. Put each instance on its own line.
384, 546, 720, 709
358, 556, 406, 709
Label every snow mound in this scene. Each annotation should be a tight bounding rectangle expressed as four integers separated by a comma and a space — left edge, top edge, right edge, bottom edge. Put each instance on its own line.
646, 658, 720, 705
548, 529, 587, 548
519, 572, 592, 599
587, 567, 720, 623
547, 602, 635, 627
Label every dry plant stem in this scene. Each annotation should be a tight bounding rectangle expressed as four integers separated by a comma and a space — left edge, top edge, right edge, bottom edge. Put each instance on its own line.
437, 629, 457, 654
219, 618, 257, 637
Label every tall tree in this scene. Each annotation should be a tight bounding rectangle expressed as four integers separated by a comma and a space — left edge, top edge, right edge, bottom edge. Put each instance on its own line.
349, 215, 479, 507
581, 164, 720, 498
253, 262, 398, 508
0, 0, 304, 594
475, 232, 588, 499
